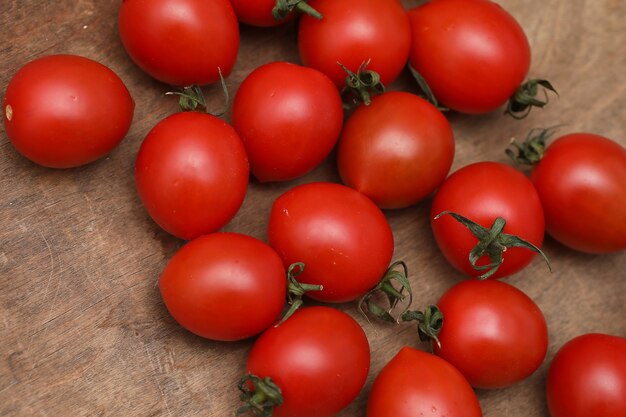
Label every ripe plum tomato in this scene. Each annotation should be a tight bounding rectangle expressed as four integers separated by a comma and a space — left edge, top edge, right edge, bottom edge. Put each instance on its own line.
337, 91, 454, 209
529, 133, 626, 253
242, 306, 370, 417
268, 182, 394, 303
434, 279, 548, 388
230, 0, 291, 27
431, 162, 545, 279
408, 0, 531, 114
3, 54, 134, 168
546, 333, 626, 417
135, 112, 248, 240
367, 347, 482, 417
298, 0, 411, 88
159, 233, 287, 341
232, 62, 343, 182
118, 0, 239, 86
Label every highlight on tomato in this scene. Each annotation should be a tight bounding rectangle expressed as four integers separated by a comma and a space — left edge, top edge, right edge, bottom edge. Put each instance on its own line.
159, 233, 288, 341
268, 182, 394, 303
408, 0, 556, 117
546, 333, 626, 417
430, 161, 549, 279
3, 54, 134, 168
366, 347, 483, 417
298, 0, 411, 89
508, 129, 626, 253
337, 91, 454, 209
118, 0, 239, 86
135, 112, 249, 241
238, 306, 370, 417
232, 62, 343, 182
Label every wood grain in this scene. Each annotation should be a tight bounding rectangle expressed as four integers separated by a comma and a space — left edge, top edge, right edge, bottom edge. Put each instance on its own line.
1, 1, 624, 416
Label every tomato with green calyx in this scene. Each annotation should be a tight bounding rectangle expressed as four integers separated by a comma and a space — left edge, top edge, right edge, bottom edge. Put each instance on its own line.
238, 306, 370, 417
508, 130, 626, 253
431, 161, 548, 279
268, 182, 394, 303
413, 279, 548, 389
408, 0, 556, 117
298, 0, 411, 89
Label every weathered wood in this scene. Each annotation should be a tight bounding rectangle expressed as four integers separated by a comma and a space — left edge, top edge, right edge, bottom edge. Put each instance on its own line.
1, 1, 624, 416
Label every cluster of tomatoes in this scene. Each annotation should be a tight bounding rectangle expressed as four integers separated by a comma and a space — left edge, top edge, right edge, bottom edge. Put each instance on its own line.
3, 0, 625, 416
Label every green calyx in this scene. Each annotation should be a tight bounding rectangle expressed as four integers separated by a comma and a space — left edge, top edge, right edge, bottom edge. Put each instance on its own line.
401, 305, 444, 349
358, 261, 413, 323
506, 79, 558, 119
276, 263, 323, 326
166, 67, 230, 116
236, 374, 283, 417
339, 59, 385, 106
408, 64, 447, 111
167, 84, 207, 111
272, 0, 322, 21
506, 127, 559, 165
434, 211, 552, 279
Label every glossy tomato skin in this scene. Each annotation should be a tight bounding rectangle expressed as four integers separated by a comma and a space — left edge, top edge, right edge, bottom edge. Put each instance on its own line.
3, 55, 134, 168
408, 0, 531, 114
268, 182, 394, 303
338, 91, 454, 209
431, 161, 545, 278
232, 62, 343, 182
135, 112, 248, 240
298, 0, 411, 88
159, 233, 286, 341
230, 0, 292, 26
367, 347, 482, 417
434, 279, 548, 388
546, 333, 626, 417
246, 306, 370, 417
531, 133, 626, 253
118, 0, 239, 86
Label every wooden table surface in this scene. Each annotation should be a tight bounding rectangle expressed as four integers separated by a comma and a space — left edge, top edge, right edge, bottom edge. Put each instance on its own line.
1, 1, 624, 416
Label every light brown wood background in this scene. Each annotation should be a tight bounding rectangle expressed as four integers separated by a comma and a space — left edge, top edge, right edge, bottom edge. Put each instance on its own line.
1, 1, 624, 416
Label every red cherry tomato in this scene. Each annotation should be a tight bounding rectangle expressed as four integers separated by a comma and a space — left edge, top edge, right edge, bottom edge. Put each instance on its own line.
118, 0, 239, 86
232, 62, 343, 182
367, 347, 482, 417
433, 279, 548, 388
408, 0, 530, 114
159, 233, 286, 341
547, 333, 626, 417
298, 0, 411, 88
337, 91, 454, 209
530, 133, 626, 253
431, 161, 545, 279
135, 112, 249, 240
268, 182, 394, 302
3, 54, 134, 168
244, 306, 370, 417
230, 0, 292, 27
